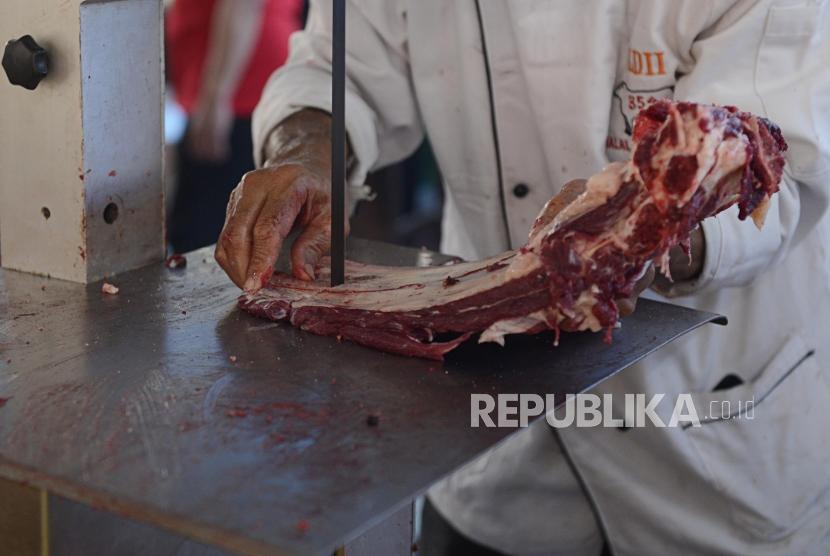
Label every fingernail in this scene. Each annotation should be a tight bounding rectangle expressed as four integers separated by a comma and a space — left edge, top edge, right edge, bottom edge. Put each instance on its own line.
243, 277, 258, 292
303, 264, 316, 280
243, 270, 261, 292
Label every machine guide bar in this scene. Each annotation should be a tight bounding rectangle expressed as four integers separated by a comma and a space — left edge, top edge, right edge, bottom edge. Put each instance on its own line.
331, 0, 346, 286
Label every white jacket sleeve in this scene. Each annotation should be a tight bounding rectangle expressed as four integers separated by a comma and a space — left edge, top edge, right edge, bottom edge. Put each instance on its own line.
661, 0, 830, 296
252, 0, 424, 195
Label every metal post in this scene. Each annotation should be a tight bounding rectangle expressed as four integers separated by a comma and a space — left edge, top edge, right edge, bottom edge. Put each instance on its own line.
330, 0, 346, 286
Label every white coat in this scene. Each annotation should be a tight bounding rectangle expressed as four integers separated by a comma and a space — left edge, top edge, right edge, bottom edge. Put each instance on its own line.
253, 1, 830, 554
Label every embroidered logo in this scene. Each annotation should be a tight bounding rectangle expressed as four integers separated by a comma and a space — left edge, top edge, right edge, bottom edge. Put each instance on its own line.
627, 48, 668, 76
612, 81, 674, 135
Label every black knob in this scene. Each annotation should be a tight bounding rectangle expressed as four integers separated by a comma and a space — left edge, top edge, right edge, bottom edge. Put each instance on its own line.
3, 35, 49, 91
512, 183, 530, 198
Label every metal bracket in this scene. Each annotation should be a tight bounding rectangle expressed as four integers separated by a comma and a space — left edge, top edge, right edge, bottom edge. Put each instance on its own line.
0, 0, 164, 283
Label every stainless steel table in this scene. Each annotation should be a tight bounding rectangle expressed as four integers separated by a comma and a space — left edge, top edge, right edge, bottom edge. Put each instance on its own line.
0, 239, 725, 555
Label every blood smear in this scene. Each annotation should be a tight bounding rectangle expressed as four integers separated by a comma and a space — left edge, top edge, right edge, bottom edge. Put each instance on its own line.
165, 254, 187, 269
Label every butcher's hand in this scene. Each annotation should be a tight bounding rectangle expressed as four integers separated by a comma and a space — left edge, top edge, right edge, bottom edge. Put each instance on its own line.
619, 223, 704, 314
215, 109, 343, 291
663, 227, 705, 283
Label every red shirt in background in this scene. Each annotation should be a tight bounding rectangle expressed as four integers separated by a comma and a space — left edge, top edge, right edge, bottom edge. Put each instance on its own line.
166, 0, 302, 117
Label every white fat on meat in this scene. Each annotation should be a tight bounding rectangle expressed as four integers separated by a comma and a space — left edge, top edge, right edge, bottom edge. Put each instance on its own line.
479, 310, 549, 346
539, 162, 628, 245
498, 162, 629, 292
480, 287, 604, 346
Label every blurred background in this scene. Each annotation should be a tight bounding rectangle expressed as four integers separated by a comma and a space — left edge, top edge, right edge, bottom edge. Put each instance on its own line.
163, 0, 444, 256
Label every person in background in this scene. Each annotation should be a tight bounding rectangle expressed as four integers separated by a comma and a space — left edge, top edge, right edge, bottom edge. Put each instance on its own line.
166, 0, 303, 253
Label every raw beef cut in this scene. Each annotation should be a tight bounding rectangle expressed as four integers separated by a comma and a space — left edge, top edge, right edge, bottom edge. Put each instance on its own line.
239, 100, 787, 360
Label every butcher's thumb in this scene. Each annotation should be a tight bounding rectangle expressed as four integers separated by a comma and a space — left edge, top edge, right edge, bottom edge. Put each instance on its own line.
290, 218, 336, 281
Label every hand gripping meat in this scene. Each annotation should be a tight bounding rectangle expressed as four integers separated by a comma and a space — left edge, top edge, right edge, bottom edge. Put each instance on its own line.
239, 101, 787, 360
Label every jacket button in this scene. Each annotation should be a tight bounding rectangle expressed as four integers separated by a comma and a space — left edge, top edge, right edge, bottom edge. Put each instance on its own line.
512, 183, 530, 198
